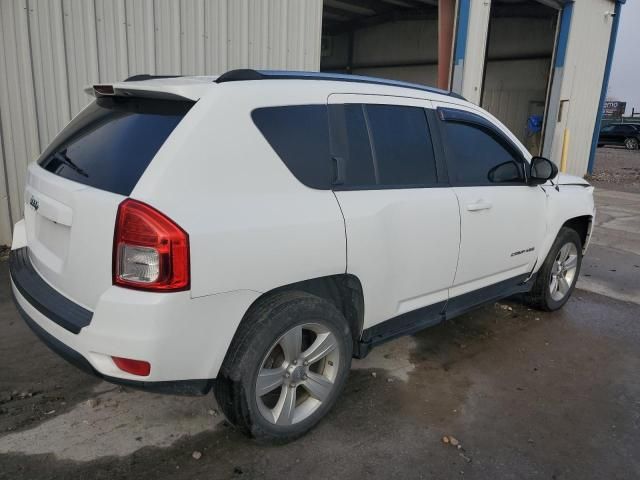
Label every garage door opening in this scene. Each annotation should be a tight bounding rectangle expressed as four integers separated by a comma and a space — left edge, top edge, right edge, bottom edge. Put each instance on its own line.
320, 1, 446, 88
481, 0, 560, 154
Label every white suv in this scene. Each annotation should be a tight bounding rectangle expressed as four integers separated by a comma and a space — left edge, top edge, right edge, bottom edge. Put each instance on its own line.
10, 70, 594, 442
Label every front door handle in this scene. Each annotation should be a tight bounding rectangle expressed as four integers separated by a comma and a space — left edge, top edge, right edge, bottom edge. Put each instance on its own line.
466, 200, 493, 212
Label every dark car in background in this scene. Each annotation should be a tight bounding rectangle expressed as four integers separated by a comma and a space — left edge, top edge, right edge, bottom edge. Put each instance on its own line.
598, 123, 640, 150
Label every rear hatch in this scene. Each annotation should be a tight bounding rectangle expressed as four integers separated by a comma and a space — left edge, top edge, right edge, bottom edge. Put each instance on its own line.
24, 91, 195, 310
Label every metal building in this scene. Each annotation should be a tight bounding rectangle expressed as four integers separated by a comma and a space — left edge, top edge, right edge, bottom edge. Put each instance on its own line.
0, 0, 626, 245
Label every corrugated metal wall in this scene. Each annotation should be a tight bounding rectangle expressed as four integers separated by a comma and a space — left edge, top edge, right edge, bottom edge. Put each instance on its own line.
0, 0, 322, 245
459, 0, 614, 177
547, 0, 614, 175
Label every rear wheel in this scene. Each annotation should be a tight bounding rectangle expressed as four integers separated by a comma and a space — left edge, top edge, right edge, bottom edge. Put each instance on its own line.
214, 292, 352, 442
526, 227, 582, 311
624, 137, 639, 150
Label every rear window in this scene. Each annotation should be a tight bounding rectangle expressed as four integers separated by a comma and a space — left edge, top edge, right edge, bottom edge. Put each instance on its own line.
38, 97, 193, 196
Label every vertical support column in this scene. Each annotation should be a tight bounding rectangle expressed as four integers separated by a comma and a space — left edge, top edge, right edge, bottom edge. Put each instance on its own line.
541, 2, 573, 159
452, 0, 491, 105
438, 0, 456, 90
450, 0, 469, 96
587, 0, 624, 174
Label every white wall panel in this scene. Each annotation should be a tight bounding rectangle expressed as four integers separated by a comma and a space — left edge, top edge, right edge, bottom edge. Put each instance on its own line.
0, 0, 40, 239
204, 0, 228, 73
0, 125, 12, 244
95, 0, 128, 82
548, 0, 613, 175
460, 0, 491, 104
155, 0, 181, 74
28, 0, 71, 149
125, 0, 156, 75
268, 0, 288, 68
227, 0, 249, 68
62, 0, 100, 115
0, 0, 323, 244
248, 0, 270, 68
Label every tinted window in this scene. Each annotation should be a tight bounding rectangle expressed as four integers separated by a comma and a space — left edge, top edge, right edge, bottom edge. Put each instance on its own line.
252, 105, 332, 189
441, 121, 525, 185
39, 97, 193, 196
328, 104, 376, 186
365, 105, 437, 186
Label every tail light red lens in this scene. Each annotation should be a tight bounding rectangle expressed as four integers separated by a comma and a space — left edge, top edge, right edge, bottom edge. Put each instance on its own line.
113, 199, 189, 291
112, 356, 151, 376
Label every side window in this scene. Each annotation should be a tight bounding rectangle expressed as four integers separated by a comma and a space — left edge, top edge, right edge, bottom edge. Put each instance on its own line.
365, 105, 438, 186
328, 103, 438, 188
251, 105, 331, 189
440, 118, 525, 186
328, 104, 377, 186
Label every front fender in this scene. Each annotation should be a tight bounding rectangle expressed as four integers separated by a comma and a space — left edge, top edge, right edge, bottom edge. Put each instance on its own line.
535, 183, 595, 270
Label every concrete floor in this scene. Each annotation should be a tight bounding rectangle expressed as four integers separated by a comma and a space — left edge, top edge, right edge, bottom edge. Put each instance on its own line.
578, 188, 640, 304
1, 186, 639, 479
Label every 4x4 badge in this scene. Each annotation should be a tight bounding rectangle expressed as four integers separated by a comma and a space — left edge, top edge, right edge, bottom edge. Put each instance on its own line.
29, 196, 39, 211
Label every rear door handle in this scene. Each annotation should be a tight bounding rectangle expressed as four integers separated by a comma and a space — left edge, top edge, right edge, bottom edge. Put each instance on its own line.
466, 200, 493, 212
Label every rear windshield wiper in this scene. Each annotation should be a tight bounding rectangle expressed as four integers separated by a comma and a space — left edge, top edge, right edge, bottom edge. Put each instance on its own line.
52, 150, 88, 178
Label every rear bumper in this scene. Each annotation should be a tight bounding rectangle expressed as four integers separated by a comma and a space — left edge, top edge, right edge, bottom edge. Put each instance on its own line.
10, 247, 92, 334
13, 297, 211, 395
9, 248, 261, 391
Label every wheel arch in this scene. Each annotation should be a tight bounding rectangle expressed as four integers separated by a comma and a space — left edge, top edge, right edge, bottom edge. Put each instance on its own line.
231, 274, 366, 359
562, 215, 593, 253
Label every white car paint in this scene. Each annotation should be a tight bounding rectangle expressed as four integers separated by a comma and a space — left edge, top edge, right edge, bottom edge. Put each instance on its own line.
10, 74, 594, 384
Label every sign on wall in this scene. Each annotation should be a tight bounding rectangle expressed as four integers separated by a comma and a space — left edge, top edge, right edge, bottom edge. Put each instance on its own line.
603, 100, 627, 119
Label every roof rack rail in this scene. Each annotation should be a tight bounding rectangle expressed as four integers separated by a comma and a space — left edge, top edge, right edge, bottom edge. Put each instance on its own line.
215, 69, 466, 100
124, 74, 184, 82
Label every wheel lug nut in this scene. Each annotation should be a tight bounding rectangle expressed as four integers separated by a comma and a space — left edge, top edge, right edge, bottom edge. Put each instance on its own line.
292, 360, 297, 365
285, 373, 290, 378
303, 361, 308, 366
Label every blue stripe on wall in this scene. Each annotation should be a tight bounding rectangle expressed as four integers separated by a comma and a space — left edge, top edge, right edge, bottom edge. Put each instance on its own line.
555, 2, 573, 68
588, 0, 625, 174
454, 0, 470, 64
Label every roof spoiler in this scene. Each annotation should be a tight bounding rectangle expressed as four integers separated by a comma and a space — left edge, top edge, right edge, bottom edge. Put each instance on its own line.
84, 83, 200, 101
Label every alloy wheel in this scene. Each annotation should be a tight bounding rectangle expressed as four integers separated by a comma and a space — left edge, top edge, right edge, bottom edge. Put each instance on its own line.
625, 138, 639, 150
255, 323, 340, 425
549, 242, 579, 301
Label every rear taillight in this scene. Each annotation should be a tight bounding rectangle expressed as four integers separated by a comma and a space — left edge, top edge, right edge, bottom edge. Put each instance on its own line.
113, 199, 189, 291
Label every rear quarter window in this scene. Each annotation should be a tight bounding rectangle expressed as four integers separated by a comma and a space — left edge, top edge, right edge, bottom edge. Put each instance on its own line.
251, 105, 332, 190
38, 97, 193, 196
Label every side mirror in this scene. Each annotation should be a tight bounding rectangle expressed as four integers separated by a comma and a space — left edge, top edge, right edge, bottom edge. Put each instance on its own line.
529, 156, 558, 185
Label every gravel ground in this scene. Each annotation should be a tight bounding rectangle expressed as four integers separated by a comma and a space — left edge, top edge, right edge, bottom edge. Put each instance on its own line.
588, 147, 640, 193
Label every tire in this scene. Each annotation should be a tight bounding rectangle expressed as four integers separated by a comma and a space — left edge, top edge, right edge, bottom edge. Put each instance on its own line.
526, 227, 582, 311
624, 137, 639, 150
214, 291, 352, 443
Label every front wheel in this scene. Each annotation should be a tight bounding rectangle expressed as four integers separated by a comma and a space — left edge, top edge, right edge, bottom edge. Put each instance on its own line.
624, 137, 639, 150
214, 292, 352, 442
526, 227, 582, 311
